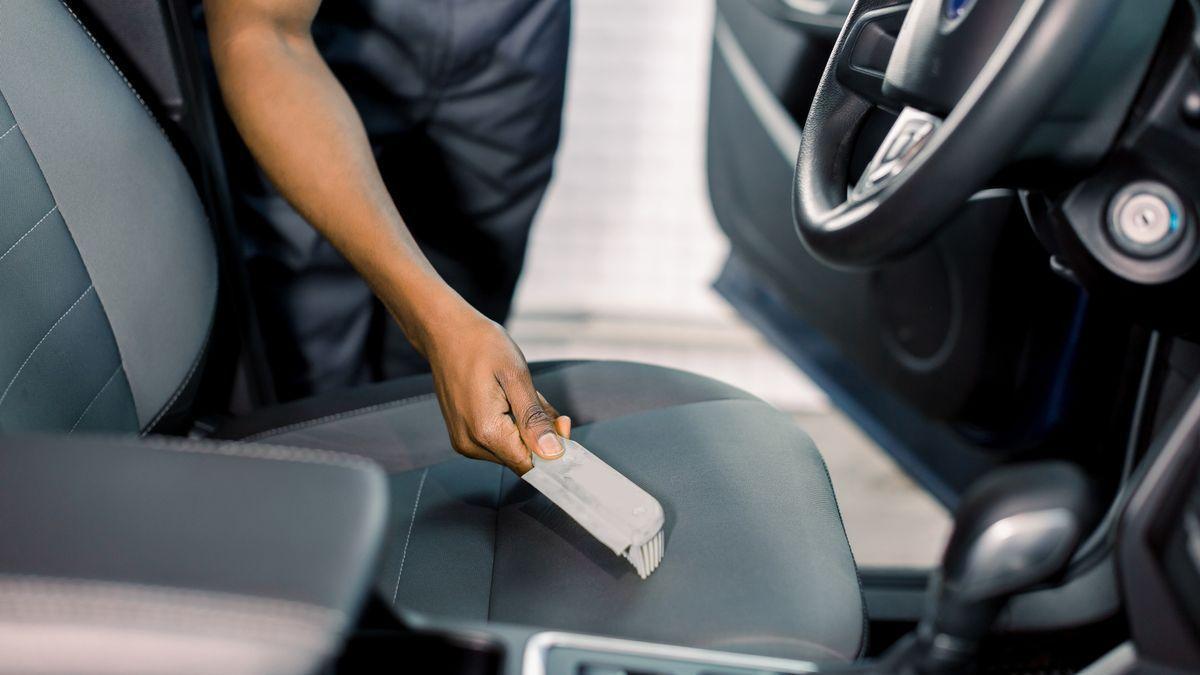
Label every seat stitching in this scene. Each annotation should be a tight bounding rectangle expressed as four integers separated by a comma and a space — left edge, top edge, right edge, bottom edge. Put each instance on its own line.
241, 392, 438, 442
52, 0, 214, 255
0, 123, 18, 142
486, 466, 505, 620
25, 434, 378, 472
57, 1, 163, 134
136, 435, 381, 471
0, 205, 58, 266
240, 362, 626, 442
0, 284, 94, 409
67, 363, 122, 433
391, 467, 429, 607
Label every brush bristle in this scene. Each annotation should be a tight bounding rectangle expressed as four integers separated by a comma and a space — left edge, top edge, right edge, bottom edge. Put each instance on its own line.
623, 530, 665, 579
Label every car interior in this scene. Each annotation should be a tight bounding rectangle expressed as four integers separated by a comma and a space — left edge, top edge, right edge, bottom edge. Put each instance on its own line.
1, 1, 1199, 674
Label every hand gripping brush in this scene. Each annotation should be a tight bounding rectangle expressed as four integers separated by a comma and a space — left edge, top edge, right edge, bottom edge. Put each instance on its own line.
522, 438, 666, 578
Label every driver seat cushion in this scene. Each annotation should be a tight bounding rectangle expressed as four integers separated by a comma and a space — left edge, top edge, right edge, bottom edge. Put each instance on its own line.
220, 361, 866, 662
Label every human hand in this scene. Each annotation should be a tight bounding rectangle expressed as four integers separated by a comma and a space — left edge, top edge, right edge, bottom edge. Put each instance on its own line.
422, 308, 571, 474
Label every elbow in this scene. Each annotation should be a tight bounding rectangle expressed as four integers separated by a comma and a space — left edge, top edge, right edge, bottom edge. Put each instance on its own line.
207, 15, 315, 71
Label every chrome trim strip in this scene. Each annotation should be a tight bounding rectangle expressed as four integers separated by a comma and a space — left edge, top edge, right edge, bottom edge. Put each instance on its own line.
521, 630, 819, 674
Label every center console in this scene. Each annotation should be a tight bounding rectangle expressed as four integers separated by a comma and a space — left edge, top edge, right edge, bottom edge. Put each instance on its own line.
0, 435, 387, 675
522, 632, 818, 675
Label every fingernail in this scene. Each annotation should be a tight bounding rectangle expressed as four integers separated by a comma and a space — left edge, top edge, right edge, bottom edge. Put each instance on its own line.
538, 433, 565, 458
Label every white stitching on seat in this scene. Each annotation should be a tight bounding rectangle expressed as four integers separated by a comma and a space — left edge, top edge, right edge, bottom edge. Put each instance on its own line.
0, 284, 94, 409
133, 435, 381, 472
242, 392, 438, 442
67, 364, 122, 433
0, 123, 18, 142
56, 1, 162, 133
392, 467, 429, 607
0, 205, 58, 266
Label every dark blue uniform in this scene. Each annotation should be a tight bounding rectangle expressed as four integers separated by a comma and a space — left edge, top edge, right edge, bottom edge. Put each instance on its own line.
226, 0, 570, 399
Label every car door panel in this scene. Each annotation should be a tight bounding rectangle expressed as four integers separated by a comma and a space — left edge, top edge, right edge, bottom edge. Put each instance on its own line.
706, 0, 1132, 501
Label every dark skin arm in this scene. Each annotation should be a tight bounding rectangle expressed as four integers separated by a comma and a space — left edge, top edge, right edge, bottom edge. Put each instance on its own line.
203, 0, 569, 473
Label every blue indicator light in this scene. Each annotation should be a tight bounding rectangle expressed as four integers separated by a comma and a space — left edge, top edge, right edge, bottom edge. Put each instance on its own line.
945, 0, 976, 20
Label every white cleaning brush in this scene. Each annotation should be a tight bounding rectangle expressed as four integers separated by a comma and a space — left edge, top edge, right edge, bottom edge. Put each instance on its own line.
522, 438, 666, 578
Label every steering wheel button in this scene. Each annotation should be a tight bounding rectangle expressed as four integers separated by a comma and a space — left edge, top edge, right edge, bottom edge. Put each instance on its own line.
1107, 181, 1186, 257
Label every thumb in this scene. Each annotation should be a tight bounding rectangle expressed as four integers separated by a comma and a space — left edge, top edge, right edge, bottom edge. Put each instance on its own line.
502, 374, 565, 460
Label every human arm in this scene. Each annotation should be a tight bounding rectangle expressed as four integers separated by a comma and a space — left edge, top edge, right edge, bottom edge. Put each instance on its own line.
203, 0, 569, 472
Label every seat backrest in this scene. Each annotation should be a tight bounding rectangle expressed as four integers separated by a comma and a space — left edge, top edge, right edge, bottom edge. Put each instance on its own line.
0, 2, 216, 433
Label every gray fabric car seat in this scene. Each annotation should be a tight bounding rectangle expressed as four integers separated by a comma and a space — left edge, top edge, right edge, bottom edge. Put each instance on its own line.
222, 361, 867, 660
0, 0, 865, 663
0, 2, 215, 434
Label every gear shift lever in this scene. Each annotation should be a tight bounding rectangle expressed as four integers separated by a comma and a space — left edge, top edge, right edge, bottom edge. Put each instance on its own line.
915, 462, 1101, 673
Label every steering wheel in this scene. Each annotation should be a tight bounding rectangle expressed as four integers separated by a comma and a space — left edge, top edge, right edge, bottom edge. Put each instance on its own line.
793, 0, 1127, 267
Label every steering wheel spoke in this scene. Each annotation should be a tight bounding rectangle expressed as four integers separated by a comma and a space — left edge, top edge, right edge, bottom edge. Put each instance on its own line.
850, 107, 941, 201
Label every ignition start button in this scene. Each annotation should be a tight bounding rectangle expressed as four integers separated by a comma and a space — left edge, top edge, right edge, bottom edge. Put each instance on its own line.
1107, 181, 1186, 258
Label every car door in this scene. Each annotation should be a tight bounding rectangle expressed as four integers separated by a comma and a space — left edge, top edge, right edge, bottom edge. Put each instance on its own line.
705, 0, 1130, 505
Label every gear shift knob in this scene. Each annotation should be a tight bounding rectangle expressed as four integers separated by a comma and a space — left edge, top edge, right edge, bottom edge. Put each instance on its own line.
917, 462, 1101, 672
